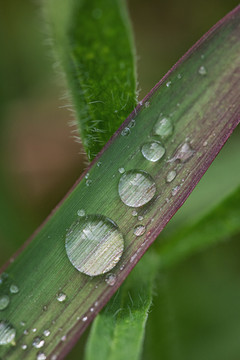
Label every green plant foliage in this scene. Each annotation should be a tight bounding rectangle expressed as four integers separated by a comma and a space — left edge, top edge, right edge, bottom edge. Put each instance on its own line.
0, 5, 239, 360
45, 0, 137, 160
85, 252, 158, 360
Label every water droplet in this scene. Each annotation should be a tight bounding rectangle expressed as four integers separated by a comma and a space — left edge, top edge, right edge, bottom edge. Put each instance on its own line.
105, 274, 117, 286
121, 127, 130, 136
90, 307, 94, 312
23, 329, 29, 335
43, 330, 50, 337
118, 170, 156, 207
32, 337, 45, 349
198, 65, 207, 75
42, 305, 48, 312
21, 344, 27, 350
86, 179, 92, 186
118, 167, 125, 174
134, 225, 146, 237
0, 321, 16, 345
0, 295, 9, 311
153, 117, 173, 139
141, 141, 165, 162
129, 119, 135, 128
138, 215, 143, 221
169, 142, 194, 163
57, 292, 66, 302
166, 81, 171, 87
61, 335, 66, 342
10, 284, 19, 294
85, 173, 89, 179
144, 101, 150, 108
37, 352, 46, 360
51, 355, 57, 360
65, 215, 124, 276
166, 170, 177, 183
32, 328, 37, 333
82, 316, 88, 322
172, 186, 180, 196
97, 161, 102, 167
203, 140, 208, 146
20, 321, 26, 327
77, 209, 85, 217
132, 210, 138, 217
177, 74, 182, 79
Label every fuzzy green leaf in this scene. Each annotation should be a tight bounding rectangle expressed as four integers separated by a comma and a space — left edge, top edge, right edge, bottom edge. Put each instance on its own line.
0, 6, 239, 360
45, 0, 137, 160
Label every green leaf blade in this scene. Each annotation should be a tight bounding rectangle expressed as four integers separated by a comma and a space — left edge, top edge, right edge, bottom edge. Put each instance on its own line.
0, 6, 239, 360
45, 0, 137, 160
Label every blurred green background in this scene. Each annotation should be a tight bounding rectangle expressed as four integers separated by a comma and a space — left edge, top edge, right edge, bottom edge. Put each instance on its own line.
0, 0, 239, 359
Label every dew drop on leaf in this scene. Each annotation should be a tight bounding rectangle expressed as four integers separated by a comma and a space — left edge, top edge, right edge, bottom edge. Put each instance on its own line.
9, 284, 19, 294
21, 344, 27, 350
0, 295, 9, 310
141, 141, 165, 162
169, 142, 194, 163
198, 65, 207, 75
105, 273, 117, 286
0, 321, 16, 345
43, 330, 50, 337
166, 170, 177, 183
153, 117, 173, 139
77, 209, 85, 217
56, 292, 66, 302
32, 337, 45, 349
37, 352, 47, 360
118, 170, 156, 207
134, 225, 146, 237
65, 215, 124, 276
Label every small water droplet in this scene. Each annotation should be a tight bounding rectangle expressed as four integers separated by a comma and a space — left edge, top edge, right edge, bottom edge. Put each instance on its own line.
43, 330, 50, 337
141, 141, 165, 162
153, 117, 173, 139
65, 215, 124, 276
32, 337, 45, 349
121, 127, 130, 136
20, 321, 26, 327
203, 140, 208, 146
90, 307, 94, 312
21, 344, 27, 350
118, 167, 125, 174
172, 186, 180, 196
132, 210, 138, 217
0, 295, 10, 310
198, 65, 207, 75
166, 81, 171, 87
177, 74, 182, 79
51, 355, 57, 360
97, 161, 102, 167
23, 329, 29, 335
169, 142, 194, 163
144, 101, 150, 108
77, 209, 85, 217
94, 301, 99, 307
85, 173, 89, 179
166, 170, 177, 183
86, 179, 92, 186
134, 225, 146, 237
10, 284, 19, 294
57, 292, 67, 302
32, 328, 37, 333
118, 170, 156, 207
61, 335, 66, 342
129, 119, 136, 128
0, 321, 16, 345
42, 305, 48, 312
37, 352, 46, 360
138, 215, 143, 221
105, 274, 117, 286
82, 316, 88, 322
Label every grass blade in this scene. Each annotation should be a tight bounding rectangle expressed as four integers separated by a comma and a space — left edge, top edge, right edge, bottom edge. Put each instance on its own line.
45, 0, 137, 160
85, 252, 158, 360
0, 6, 239, 360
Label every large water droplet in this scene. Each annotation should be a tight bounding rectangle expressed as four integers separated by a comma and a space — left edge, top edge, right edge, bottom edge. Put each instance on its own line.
141, 141, 165, 162
118, 170, 156, 207
0, 321, 16, 345
153, 117, 173, 139
65, 215, 124, 276
32, 337, 45, 349
0, 296, 10, 310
